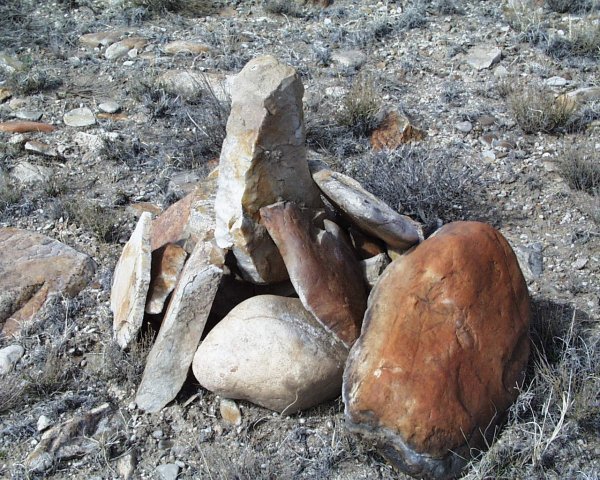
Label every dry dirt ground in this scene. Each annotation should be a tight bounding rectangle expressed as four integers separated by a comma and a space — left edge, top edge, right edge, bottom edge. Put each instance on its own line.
0, 0, 598, 479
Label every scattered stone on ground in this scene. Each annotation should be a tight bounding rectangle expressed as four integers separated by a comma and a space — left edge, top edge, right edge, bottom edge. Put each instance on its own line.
370, 110, 425, 150
214, 55, 322, 284
24, 140, 59, 158
25, 403, 116, 473
219, 398, 242, 426
344, 221, 531, 480
79, 30, 126, 48
14, 110, 42, 121
0, 228, 96, 337
331, 49, 367, 70
63, 107, 96, 127
98, 101, 121, 113
193, 295, 348, 414
10, 161, 52, 184
0, 121, 55, 133
465, 45, 502, 70
155, 463, 180, 480
163, 40, 211, 55
104, 37, 147, 60
0, 344, 24, 375
111, 212, 152, 349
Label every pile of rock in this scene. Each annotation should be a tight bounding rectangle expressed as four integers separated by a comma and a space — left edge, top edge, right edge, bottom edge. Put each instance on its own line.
111, 56, 530, 479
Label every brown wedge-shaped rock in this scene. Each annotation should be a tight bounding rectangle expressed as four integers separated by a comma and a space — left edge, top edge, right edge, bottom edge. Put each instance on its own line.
214, 55, 322, 284
261, 201, 366, 347
0, 229, 95, 337
135, 240, 225, 413
311, 168, 423, 251
145, 243, 188, 315
193, 295, 348, 414
111, 212, 152, 349
151, 170, 218, 253
343, 221, 531, 480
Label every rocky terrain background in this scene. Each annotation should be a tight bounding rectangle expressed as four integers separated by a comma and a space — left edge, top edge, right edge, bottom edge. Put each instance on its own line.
0, 0, 598, 478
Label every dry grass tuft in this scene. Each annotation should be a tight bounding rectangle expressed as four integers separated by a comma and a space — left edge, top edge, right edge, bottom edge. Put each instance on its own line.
64, 201, 124, 244
508, 84, 576, 134
546, 0, 595, 13
339, 145, 483, 228
557, 138, 600, 195
336, 74, 382, 138
464, 300, 599, 478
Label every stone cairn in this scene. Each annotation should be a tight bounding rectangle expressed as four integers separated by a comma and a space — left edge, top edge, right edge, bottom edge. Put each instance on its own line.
111, 55, 531, 480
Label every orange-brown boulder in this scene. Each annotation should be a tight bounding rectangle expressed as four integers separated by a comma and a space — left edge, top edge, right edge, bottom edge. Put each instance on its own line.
261, 201, 366, 347
343, 221, 530, 479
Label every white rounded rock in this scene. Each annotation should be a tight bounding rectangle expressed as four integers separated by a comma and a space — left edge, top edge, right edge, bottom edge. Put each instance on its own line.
0, 344, 24, 375
192, 295, 348, 414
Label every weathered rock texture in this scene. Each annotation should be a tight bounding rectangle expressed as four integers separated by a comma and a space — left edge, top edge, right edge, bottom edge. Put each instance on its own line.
25, 403, 117, 473
214, 55, 322, 284
311, 168, 423, 251
0, 229, 96, 337
111, 212, 152, 349
193, 295, 348, 414
145, 243, 188, 315
135, 241, 225, 413
151, 170, 218, 253
261, 201, 366, 347
370, 110, 425, 151
343, 221, 531, 480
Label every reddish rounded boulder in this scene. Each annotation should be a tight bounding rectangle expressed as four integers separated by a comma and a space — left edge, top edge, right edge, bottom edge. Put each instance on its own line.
343, 221, 530, 479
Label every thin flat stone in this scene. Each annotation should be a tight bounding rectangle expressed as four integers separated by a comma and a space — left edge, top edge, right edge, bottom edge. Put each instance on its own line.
98, 101, 121, 114
15, 111, 42, 121
466, 46, 502, 70
111, 212, 152, 349
63, 108, 96, 127
163, 40, 210, 55
214, 55, 322, 283
0, 121, 55, 133
145, 243, 188, 315
311, 168, 423, 251
135, 241, 224, 413
261, 201, 367, 347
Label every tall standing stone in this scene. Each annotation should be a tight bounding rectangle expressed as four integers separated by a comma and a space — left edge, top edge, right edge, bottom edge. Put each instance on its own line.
214, 55, 322, 284
343, 222, 530, 479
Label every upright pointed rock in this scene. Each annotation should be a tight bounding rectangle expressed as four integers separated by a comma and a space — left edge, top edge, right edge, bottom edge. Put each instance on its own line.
135, 240, 225, 413
214, 55, 322, 284
111, 213, 152, 349
261, 201, 366, 347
